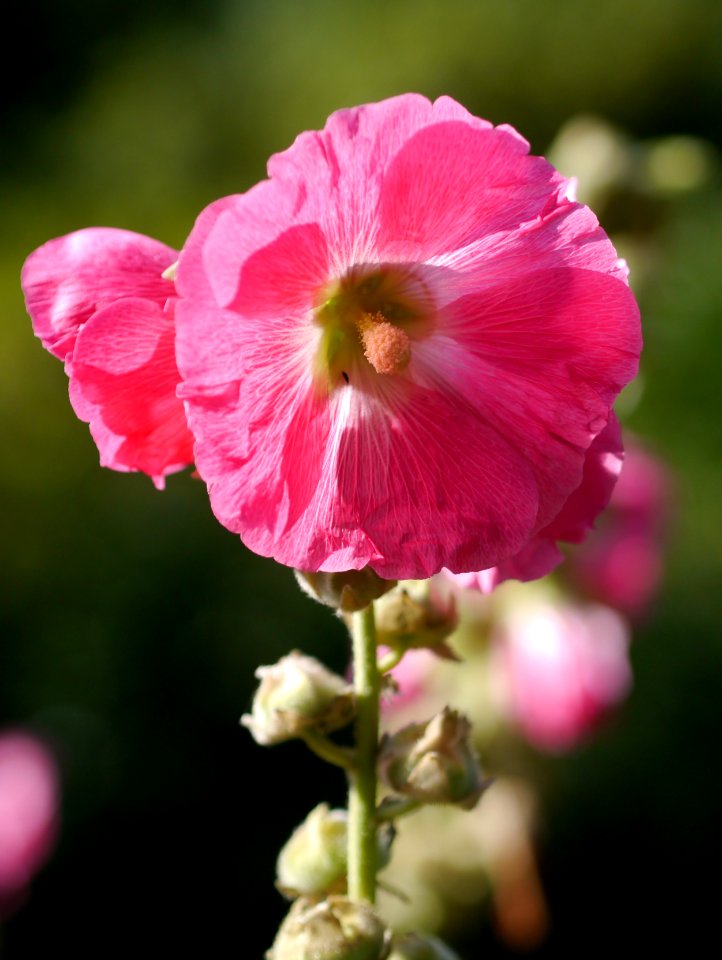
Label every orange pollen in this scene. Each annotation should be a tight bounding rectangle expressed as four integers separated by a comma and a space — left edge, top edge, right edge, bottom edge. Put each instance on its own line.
356, 311, 411, 375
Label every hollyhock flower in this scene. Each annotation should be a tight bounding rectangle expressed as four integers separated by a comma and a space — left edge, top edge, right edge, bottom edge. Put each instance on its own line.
176, 93, 641, 579
22, 228, 194, 488
0, 732, 59, 917
446, 414, 624, 592
493, 601, 632, 752
568, 441, 671, 618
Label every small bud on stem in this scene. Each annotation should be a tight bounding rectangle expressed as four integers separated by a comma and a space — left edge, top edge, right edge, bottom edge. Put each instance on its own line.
268, 896, 390, 960
379, 708, 488, 809
242, 651, 355, 746
296, 568, 396, 613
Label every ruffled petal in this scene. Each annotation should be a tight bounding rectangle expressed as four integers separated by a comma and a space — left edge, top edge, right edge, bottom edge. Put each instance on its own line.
175, 195, 239, 304
182, 315, 543, 576
22, 228, 176, 361
542, 413, 623, 543
429, 268, 639, 531
267, 94, 495, 268
377, 121, 563, 261
189, 180, 304, 309
69, 298, 194, 487
444, 415, 624, 592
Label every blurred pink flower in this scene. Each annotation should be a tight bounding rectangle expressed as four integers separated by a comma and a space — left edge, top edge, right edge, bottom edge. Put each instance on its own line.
22, 228, 194, 489
175, 93, 640, 579
0, 732, 59, 917
569, 442, 671, 617
382, 647, 439, 711
494, 602, 632, 752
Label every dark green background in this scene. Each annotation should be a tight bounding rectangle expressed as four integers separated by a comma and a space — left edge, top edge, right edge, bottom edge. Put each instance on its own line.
2, 1, 721, 956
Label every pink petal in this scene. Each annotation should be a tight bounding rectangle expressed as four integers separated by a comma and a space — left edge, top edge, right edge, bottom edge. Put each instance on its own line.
542, 414, 623, 543
431, 270, 638, 534
443, 415, 624, 592
377, 121, 564, 261
22, 228, 176, 361
194, 180, 303, 309
182, 329, 543, 577
428, 201, 631, 304
69, 298, 194, 487
175, 195, 239, 305
266, 94, 495, 267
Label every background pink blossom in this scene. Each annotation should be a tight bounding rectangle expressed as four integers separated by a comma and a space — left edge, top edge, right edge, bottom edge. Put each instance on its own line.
569, 442, 671, 618
493, 602, 632, 752
0, 732, 59, 918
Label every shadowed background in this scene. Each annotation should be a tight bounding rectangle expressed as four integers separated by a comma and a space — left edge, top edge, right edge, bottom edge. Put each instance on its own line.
2, 0, 721, 955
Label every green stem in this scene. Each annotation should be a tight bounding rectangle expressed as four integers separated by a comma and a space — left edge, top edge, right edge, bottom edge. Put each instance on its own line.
301, 730, 356, 771
347, 603, 381, 903
377, 643, 409, 674
376, 795, 420, 822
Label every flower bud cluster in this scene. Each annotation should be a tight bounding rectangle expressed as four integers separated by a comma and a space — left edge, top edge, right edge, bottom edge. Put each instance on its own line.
241, 651, 354, 746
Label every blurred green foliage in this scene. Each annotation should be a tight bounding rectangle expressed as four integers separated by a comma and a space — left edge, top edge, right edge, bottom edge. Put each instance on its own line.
1, 1, 721, 957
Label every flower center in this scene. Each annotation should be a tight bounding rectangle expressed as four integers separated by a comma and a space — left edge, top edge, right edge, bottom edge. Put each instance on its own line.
356, 312, 411, 375
313, 265, 432, 389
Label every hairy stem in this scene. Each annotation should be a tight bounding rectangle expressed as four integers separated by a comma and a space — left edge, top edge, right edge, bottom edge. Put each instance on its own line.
347, 603, 380, 903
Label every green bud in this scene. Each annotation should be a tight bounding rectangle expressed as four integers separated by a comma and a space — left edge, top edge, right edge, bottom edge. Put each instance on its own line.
277, 804, 395, 899
295, 568, 396, 613
268, 896, 390, 960
241, 651, 355, 745
379, 708, 487, 809
387, 933, 461, 960
277, 804, 347, 898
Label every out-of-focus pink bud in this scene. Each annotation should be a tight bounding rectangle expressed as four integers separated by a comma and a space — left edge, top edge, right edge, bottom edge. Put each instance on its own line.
0, 731, 60, 916
493, 602, 632, 752
569, 442, 672, 618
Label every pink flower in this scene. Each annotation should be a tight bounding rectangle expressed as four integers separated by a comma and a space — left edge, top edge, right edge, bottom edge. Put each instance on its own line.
446, 414, 624, 592
22, 228, 194, 488
568, 441, 671, 617
174, 93, 641, 579
494, 601, 632, 752
0, 732, 59, 917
